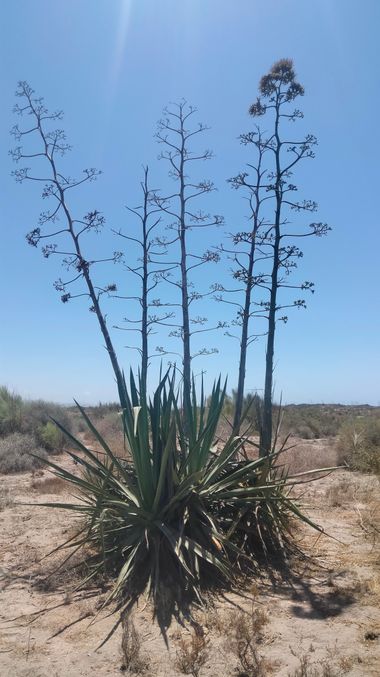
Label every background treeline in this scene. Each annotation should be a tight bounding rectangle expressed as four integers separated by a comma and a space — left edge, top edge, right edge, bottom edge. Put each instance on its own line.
65, 398, 380, 476
1, 383, 379, 475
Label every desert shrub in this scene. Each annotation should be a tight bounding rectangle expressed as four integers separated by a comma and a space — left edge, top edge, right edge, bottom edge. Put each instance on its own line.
175, 629, 209, 676
0, 432, 47, 474
58, 403, 120, 438
0, 485, 13, 510
336, 417, 380, 474
120, 615, 148, 674
279, 440, 339, 475
0, 386, 23, 435
37, 371, 325, 626
81, 407, 127, 458
30, 475, 66, 494
92, 401, 120, 415
69, 409, 88, 434
85, 401, 120, 426
226, 608, 269, 676
0, 386, 73, 453
37, 421, 65, 452
23, 399, 72, 447
289, 653, 338, 677
92, 410, 126, 457
293, 424, 316, 440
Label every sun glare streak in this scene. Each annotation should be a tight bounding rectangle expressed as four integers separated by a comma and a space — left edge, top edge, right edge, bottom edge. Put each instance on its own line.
110, 0, 133, 97
96, 0, 133, 162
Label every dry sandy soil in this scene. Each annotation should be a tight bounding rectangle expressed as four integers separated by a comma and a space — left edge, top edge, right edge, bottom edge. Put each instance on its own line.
1, 440, 379, 676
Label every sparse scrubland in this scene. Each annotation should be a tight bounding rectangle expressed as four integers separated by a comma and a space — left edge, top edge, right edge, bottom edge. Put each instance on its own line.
1, 458, 379, 674
83, 398, 380, 477
0, 386, 72, 473
336, 415, 380, 475
1, 58, 379, 676
1, 387, 379, 478
1, 385, 379, 674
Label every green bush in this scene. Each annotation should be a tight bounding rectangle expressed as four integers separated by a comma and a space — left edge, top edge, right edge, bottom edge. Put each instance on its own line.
0, 386, 72, 457
0, 432, 47, 474
0, 386, 23, 435
23, 399, 72, 444
336, 417, 380, 474
37, 421, 65, 452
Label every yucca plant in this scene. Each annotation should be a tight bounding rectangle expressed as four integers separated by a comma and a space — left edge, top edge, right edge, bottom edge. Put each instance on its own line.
33, 370, 331, 636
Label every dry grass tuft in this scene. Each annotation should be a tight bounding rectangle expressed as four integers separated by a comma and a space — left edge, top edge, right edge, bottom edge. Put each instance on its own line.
175, 627, 209, 677
324, 475, 358, 507
0, 485, 13, 510
324, 472, 378, 508
336, 416, 380, 474
120, 614, 149, 674
0, 432, 48, 474
289, 650, 339, 676
84, 409, 130, 460
33, 547, 98, 594
30, 475, 67, 494
279, 438, 339, 475
338, 655, 357, 672
356, 496, 380, 548
203, 606, 225, 635
225, 608, 271, 676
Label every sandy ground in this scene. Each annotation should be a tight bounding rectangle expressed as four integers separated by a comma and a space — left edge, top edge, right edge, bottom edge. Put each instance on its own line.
0, 444, 379, 676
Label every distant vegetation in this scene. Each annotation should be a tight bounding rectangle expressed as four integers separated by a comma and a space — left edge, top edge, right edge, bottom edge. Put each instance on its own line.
2, 385, 379, 476
278, 403, 380, 440
0, 386, 72, 473
222, 394, 380, 475
223, 391, 380, 438
79, 395, 380, 478
336, 415, 380, 475
70, 401, 127, 458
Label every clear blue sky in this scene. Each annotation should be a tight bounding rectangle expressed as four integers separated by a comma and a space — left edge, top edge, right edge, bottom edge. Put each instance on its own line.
0, 0, 379, 405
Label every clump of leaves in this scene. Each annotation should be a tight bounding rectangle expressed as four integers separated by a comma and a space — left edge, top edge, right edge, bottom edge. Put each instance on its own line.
0, 386, 23, 435
32, 370, 331, 640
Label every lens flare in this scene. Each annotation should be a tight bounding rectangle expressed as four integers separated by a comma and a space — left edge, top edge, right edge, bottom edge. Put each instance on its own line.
110, 0, 133, 96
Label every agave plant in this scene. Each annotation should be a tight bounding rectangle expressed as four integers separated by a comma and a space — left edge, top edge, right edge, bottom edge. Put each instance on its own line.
33, 370, 331, 634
